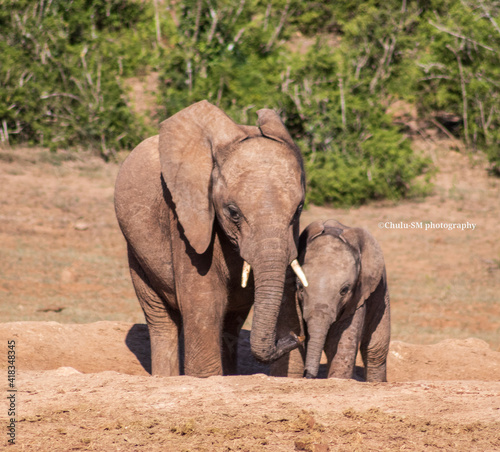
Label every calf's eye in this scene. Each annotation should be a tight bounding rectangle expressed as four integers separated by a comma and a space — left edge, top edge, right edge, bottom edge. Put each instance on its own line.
340, 285, 350, 297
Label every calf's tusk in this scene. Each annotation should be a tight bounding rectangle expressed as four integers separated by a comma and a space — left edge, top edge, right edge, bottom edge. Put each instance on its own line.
291, 259, 308, 287
241, 261, 251, 288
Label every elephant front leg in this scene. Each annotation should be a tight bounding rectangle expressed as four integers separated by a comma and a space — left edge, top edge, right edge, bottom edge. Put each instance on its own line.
222, 307, 252, 375
181, 293, 227, 378
149, 325, 181, 376
361, 288, 391, 382
324, 305, 366, 379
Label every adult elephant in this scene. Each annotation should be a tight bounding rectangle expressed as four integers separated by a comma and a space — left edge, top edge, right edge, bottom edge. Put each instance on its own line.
115, 101, 308, 377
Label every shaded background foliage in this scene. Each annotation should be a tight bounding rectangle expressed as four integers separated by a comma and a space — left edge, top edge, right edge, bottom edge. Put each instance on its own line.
1, 0, 499, 204
0, 0, 155, 157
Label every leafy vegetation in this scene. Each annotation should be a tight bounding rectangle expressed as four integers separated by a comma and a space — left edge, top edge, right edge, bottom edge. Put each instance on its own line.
0, 0, 156, 157
1, 0, 499, 203
415, 0, 500, 175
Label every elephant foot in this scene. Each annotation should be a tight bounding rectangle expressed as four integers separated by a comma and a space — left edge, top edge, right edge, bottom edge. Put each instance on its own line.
304, 370, 317, 379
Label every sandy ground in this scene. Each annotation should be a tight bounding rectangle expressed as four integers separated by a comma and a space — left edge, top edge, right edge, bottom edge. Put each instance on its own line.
1, 321, 500, 451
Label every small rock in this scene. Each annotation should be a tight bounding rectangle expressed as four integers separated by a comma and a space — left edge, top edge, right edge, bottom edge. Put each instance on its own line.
60, 268, 74, 283
54, 367, 81, 376
74, 221, 89, 231
37, 306, 66, 313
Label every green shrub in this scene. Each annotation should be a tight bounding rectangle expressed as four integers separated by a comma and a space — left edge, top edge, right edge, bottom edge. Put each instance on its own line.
157, 0, 433, 206
5, 0, 498, 205
0, 0, 156, 157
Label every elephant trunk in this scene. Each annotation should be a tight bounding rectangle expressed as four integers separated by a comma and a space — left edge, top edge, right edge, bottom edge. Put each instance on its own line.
304, 322, 330, 379
249, 243, 302, 363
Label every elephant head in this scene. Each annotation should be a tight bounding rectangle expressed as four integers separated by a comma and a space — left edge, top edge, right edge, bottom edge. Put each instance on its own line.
159, 100, 307, 363
297, 220, 385, 378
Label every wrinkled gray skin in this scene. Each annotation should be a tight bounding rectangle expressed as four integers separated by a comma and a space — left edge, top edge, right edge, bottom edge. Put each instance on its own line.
114, 101, 305, 377
298, 220, 390, 382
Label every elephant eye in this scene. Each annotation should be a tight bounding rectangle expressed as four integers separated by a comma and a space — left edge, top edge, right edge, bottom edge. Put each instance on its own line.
293, 202, 304, 222
340, 285, 350, 297
225, 204, 241, 222
296, 282, 304, 298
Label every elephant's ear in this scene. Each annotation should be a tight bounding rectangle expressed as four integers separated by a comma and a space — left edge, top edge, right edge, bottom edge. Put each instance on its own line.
341, 227, 385, 307
298, 221, 325, 261
299, 219, 348, 256
257, 109, 298, 150
238, 125, 262, 138
159, 100, 248, 254
322, 219, 348, 239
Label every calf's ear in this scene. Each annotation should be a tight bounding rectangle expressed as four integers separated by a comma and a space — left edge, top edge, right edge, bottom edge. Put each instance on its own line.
341, 228, 385, 306
298, 221, 325, 262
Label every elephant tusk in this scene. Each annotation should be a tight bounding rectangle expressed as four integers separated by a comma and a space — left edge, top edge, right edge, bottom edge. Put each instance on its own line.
241, 261, 251, 288
291, 259, 308, 287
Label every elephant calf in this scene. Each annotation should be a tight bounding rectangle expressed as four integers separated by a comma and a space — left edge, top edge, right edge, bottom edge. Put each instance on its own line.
297, 220, 390, 382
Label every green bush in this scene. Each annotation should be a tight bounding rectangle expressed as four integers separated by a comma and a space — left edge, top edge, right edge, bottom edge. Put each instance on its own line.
157, 0, 433, 206
3, 0, 498, 205
157, 0, 290, 123
0, 0, 155, 157
413, 0, 500, 170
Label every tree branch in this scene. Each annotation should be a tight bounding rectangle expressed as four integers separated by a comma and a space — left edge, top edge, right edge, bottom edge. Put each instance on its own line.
207, 6, 218, 44
476, 0, 500, 36
40, 92, 82, 102
446, 44, 469, 146
338, 74, 346, 131
264, 0, 291, 52
192, 0, 202, 43
428, 19, 496, 53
